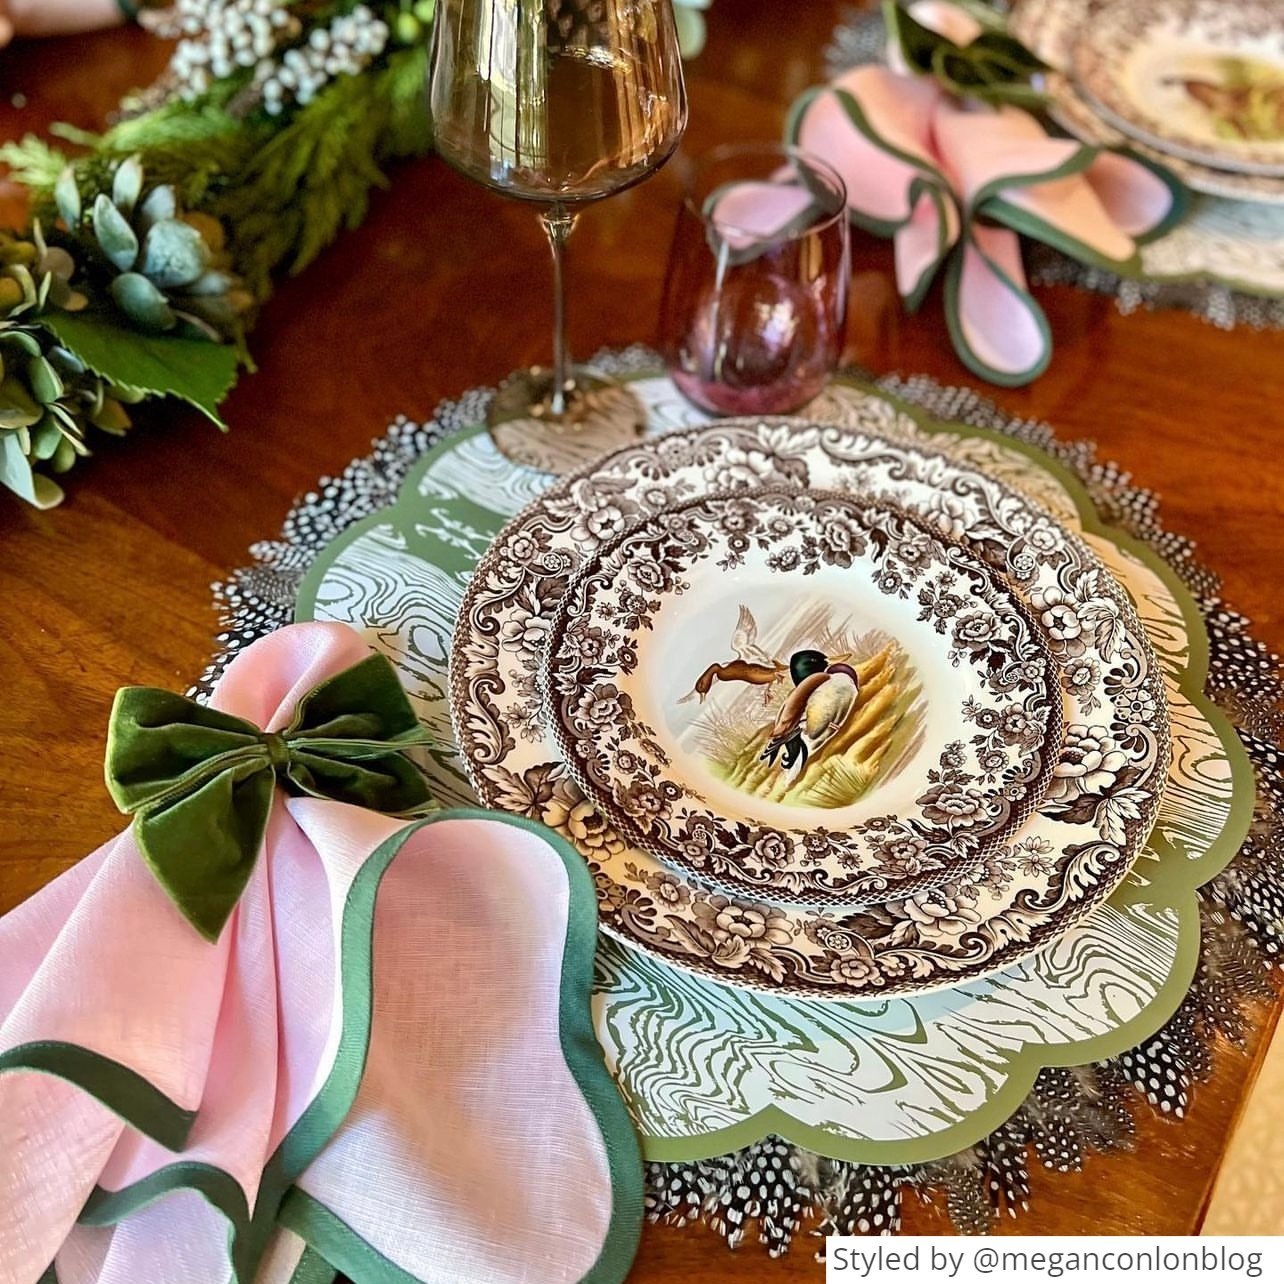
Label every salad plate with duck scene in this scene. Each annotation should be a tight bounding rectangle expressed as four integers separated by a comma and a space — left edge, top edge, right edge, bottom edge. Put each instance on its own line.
540, 488, 1063, 908
450, 418, 1171, 997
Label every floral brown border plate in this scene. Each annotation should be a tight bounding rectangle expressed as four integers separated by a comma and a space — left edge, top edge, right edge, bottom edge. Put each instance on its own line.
450, 418, 1171, 998
541, 488, 1062, 908
1071, 0, 1284, 177
1010, 0, 1284, 205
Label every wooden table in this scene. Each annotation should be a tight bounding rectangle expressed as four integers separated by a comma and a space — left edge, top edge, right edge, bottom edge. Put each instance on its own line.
2, 2, 1281, 1269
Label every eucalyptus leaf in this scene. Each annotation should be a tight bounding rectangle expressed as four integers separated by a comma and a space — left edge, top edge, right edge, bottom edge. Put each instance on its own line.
111, 272, 177, 332
92, 194, 139, 272
28, 355, 64, 405
32, 472, 66, 506
141, 219, 209, 290
0, 431, 38, 504
55, 167, 82, 227
50, 434, 77, 472
187, 270, 234, 298
41, 247, 75, 280
0, 279, 23, 317
0, 376, 42, 428
0, 240, 36, 267
49, 345, 86, 377
112, 156, 145, 219
48, 405, 84, 446
173, 310, 223, 343
91, 397, 132, 435
31, 418, 63, 461
44, 311, 239, 428
3, 330, 42, 357
7, 264, 36, 308
137, 184, 178, 234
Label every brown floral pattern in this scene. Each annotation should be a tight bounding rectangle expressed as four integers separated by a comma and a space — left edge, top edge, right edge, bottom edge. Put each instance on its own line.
450, 417, 1170, 997
542, 489, 1060, 905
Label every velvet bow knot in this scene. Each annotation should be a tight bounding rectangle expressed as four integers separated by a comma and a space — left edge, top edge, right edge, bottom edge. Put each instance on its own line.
105, 652, 434, 940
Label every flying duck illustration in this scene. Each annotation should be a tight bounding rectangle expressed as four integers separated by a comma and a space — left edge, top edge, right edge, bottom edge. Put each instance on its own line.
678, 606, 786, 704
761, 650, 861, 774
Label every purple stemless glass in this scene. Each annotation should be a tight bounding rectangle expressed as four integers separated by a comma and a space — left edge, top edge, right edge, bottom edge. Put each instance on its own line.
660, 142, 850, 416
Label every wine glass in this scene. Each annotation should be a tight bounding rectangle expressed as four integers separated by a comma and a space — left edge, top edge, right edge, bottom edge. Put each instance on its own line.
430, 0, 688, 471
660, 142, 850, 416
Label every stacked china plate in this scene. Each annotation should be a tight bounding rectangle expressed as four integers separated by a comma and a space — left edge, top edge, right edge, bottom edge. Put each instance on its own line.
1014, 0, 1284, 207
449, 416, 1172, 1000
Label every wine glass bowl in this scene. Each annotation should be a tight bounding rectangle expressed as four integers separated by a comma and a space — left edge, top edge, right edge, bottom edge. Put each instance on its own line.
431, 0, 688, 470
431, 0, 688, 203
659, 142, 851, 417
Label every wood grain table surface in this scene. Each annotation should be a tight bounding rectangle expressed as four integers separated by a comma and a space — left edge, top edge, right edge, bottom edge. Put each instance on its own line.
2, 2, 1281, 1271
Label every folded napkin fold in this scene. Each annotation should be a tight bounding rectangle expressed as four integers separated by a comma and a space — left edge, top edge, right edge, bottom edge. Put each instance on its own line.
0, 623, 641, 1284
786, 2, 1187, 384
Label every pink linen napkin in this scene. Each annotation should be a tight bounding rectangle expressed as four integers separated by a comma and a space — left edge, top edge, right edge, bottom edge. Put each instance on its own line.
784, 5, 1186, 385
0, 623, 640, 1284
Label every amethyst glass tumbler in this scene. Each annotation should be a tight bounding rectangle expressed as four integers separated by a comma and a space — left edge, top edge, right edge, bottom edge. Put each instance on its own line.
660, 143, 850, 416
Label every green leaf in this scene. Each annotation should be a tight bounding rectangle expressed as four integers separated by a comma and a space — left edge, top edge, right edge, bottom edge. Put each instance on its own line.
91, 397, 132, 436
112, 156, 145, 218
141, 220, 209, 289
0, 376, 43, 428
50, 437, 77, 476
41, 246, 75, 281
92, 194, 139, 271
27, 355, 64, 405
138, 184, 178, 233
111, 272, 177, 332
1, 431, 38, 504
2, 329, 42, 357
55, 167, 82, 226
31, 417, 63, 460
33, 472, 66, 505
43, 311, 239, 428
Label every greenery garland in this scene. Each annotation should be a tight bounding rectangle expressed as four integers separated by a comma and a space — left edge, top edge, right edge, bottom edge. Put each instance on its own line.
0, 1, 710, 507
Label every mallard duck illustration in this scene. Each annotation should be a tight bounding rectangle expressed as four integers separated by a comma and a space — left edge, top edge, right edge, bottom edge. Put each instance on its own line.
761, 650, 861, 774
679, 605, 786, 704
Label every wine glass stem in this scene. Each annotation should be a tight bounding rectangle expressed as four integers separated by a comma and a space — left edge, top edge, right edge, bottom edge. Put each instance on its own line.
540, 203, 577, 418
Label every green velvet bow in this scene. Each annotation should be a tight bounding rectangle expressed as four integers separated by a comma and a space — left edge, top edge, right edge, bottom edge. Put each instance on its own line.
105, 653, 435, 942
884, 1, 1049, 109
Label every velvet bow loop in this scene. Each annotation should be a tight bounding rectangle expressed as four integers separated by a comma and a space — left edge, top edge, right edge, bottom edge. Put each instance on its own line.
105, 652, 434, 941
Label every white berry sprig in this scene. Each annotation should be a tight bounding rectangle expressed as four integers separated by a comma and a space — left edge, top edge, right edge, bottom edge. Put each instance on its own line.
145, 2, 393, 115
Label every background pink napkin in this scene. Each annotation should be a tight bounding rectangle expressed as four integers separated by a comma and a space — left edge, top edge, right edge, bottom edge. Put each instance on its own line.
786, 7, 1185, 385
0, 623, 640, 1284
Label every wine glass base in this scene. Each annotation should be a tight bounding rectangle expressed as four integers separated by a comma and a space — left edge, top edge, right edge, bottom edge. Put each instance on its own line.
488, 367, 647, 474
